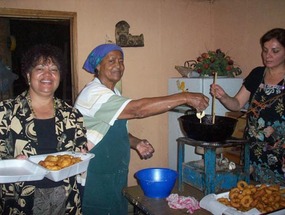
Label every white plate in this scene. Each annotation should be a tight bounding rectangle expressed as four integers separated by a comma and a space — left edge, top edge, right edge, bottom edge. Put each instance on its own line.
0, 159, 48, 183
29, 151, 95, 182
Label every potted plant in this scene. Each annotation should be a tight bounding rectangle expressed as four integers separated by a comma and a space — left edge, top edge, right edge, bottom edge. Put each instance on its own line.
193, 49, 242, 77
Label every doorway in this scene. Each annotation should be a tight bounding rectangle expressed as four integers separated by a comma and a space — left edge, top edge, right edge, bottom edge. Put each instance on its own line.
0, 8, 77, 104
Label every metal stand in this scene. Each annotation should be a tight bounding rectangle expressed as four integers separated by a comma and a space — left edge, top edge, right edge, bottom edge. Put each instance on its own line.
177, 137, 250, 195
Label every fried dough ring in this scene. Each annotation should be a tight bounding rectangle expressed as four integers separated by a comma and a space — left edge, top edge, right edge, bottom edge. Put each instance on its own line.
257, 184, 267, 190
229, 188, 240, 200
240, 195, 253, 208
58, 154, 72, 160
217, 197, 230, 206
230, 199, 241, 208
280, 200, 285, 207
71, 157, 82, 164
38, 160, 47, 167
268, 184, 280, 191
253, 189, 265, 199
218, 181, 285, 213
229, 192, 239, 200
237, 180, 248, 190
45, 155, 59, 162
58, 157, 72, 168
241, 188, 252, 196
46, 165, 61, 171
250, 199, 259, 207
42, 161, 57, 167
280, 188, 285, 194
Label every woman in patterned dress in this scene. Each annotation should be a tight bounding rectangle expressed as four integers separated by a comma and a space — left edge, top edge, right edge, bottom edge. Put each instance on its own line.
211, 28, 285, 185
0, 44, 88, 215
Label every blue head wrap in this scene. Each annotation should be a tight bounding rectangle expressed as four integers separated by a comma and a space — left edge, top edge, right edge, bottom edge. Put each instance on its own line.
83, 44, 124, 74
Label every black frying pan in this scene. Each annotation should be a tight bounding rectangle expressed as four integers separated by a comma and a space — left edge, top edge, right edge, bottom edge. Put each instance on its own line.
179, 114, 238, 142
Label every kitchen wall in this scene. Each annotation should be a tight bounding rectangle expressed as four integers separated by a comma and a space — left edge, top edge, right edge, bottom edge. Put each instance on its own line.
0, 0, 284, 185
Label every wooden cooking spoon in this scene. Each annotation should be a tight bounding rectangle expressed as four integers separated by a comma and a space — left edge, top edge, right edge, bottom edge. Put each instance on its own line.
212, 72, 217, 124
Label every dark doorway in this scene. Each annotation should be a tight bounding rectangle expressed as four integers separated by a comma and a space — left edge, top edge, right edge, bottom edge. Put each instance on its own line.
9, 19, 72, 104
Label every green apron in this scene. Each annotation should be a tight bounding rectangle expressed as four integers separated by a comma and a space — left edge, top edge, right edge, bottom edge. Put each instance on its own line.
82, 119, 130, 215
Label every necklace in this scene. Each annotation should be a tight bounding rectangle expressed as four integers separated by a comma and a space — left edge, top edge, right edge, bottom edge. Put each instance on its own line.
27, 93, 56, 118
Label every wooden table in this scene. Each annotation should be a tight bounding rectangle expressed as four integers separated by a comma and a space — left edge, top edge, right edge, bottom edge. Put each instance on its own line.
122, 183, 211, 215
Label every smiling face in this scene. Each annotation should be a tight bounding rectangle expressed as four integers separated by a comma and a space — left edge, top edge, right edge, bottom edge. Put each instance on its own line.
27, 57, 60, 97
262, 38, 285, 69
97, 50, 124, 90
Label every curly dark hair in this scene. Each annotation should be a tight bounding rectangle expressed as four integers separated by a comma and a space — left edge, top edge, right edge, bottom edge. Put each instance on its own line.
260, 28, 285, 48
21, 44, 65, 83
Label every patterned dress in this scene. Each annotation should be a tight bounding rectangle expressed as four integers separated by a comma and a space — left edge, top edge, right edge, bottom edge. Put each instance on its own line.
244, 67, 285, 185
0, 91, 88, 215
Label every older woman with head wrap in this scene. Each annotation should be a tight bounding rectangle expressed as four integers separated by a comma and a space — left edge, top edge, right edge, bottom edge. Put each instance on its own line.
75, 43, 209, 215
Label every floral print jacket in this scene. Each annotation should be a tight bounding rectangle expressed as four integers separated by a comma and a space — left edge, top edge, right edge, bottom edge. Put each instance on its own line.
0, 91, 87, 215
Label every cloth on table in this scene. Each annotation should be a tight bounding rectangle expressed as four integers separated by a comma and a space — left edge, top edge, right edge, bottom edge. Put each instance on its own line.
166, 193, 200, 214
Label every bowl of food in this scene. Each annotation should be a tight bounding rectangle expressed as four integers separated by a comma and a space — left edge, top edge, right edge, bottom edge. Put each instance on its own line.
179, 114, 237, 142
135, 167, 178, 198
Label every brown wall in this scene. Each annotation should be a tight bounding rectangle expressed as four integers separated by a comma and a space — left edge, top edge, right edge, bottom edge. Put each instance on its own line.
1, 0, 285, 185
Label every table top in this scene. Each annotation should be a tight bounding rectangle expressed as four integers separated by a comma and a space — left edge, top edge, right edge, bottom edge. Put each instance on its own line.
122, 183, 211, 215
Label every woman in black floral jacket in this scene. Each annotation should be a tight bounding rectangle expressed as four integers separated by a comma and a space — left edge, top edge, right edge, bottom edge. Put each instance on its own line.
211, 28, 285, 185
0, 44, 88, 215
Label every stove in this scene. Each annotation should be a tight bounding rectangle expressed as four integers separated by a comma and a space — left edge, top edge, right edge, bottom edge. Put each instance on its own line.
177, 137, 250, 195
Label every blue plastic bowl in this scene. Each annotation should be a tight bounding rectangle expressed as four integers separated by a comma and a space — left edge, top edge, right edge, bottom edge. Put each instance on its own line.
135, 167, 178, 198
